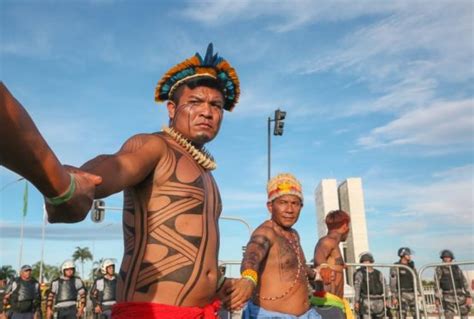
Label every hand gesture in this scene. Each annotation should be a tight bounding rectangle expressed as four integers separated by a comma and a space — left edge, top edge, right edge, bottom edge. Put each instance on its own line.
45, 166, 102, 223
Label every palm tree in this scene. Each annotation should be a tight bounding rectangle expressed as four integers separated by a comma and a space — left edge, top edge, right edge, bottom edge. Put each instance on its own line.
31, 262, 60, 282
0, 265, 16, 281
72, 246, 93, 278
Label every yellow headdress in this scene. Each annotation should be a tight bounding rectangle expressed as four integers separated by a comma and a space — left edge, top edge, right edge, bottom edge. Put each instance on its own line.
267, 173, 303, 203
155, 43, 240, 111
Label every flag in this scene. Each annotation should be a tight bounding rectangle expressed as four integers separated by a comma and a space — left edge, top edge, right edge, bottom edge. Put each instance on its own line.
22, 181, 28, 217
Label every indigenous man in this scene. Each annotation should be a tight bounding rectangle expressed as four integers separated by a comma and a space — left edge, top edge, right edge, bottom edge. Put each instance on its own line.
46, 260, 86, 319
0, 82, 101, 222
389, 247, 420, 319
229, 173, 320, 318
90, 260, 117, 319
311, 209, 353, 319
434, 249, 472, 319
353, 252, 391, 319
2, 265, 41, 319
45, 43, 239, 318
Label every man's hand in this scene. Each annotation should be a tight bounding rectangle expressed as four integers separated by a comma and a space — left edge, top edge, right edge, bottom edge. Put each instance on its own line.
45, 166, 102, 223
46, 309, 53, 319
77, 307, 84, 318
354, 302, 360, 312
94, 305, 103, 314
316, 265, 334, 285
227, 278, 255, 312
216, 278, 235, 309
466, 297, 472, 306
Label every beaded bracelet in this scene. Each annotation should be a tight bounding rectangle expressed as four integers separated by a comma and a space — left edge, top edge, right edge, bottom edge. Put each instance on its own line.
241, 269, 258, 286
45, 174, 76, 206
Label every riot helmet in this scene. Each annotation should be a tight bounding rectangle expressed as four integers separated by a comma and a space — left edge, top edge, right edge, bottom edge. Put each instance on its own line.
440, 249, 454, 260
61, 260, 76, 275
398, 247, 412, 257
359, 251, 374, 263
101, 259, 115, 274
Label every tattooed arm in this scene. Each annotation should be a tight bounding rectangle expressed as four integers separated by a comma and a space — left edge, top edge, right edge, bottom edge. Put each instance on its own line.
226, 226, 274, 311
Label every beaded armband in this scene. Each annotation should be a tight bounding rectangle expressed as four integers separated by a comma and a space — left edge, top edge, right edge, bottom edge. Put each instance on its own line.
241, 269, 258, 286
45, 174, 76, 206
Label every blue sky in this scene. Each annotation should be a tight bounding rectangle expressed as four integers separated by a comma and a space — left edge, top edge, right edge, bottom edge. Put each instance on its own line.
1, 0, 473, 279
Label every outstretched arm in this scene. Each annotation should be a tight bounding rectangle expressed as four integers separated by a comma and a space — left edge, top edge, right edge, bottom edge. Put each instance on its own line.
46, 133, 167, 222
0, 82, 102, 223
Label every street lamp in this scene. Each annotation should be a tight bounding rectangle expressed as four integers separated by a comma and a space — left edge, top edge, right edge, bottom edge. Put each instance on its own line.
267, 109, 286, 181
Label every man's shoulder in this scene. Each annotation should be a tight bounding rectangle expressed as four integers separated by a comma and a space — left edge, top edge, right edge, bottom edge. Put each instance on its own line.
253, 221, 276, 239
317, 235, 337, 246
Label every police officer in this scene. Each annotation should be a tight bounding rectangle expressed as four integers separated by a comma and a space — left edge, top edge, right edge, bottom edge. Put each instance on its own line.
1, 265, 41, 319
434, 249, 472, 319
46, 260, 86, 319
390, 247, 421, 319
90, 259, 116, 319
354, 252, 391, 319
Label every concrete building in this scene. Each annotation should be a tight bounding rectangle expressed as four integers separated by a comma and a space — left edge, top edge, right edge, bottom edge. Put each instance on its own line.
315, 177, 370, 286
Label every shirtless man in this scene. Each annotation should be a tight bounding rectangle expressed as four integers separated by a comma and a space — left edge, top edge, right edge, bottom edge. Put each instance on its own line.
0, 82, 101, 222
311, 210, 353, 319
229, 173, 320, 318
45, 43, 240, 318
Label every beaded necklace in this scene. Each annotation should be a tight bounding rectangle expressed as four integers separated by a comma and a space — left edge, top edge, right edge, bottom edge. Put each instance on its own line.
162, 126, 217, 171
257, 222, 306, 301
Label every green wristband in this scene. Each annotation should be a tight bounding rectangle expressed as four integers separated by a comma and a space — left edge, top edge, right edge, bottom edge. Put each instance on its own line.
45, 174, 76, 206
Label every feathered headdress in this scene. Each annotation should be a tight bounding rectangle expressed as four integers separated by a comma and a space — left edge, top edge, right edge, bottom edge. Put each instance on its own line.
267, 173, 304, 203
155, 43, 240, 111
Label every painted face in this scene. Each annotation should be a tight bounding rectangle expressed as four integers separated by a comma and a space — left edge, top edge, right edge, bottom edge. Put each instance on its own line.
267, 194, 303, 229
167, 85, 224, 146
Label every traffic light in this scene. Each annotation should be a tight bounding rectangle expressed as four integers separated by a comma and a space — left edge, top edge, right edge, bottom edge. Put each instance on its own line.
274, 109, 286, 136
91, 199, 105, 223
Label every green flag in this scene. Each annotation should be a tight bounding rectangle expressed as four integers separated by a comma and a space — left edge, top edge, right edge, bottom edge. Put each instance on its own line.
22, 181, 28, 217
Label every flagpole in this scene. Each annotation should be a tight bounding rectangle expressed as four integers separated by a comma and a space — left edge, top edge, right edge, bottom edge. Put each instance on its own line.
18, 181, 28, 270
18, 213, 25, 270
39, 205, 47, 283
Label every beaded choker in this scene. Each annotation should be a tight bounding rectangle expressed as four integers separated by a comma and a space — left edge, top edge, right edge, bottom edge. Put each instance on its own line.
162, 126, 217, 171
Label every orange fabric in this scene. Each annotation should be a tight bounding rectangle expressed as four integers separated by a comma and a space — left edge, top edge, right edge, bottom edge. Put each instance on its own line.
111, 300, 221, 319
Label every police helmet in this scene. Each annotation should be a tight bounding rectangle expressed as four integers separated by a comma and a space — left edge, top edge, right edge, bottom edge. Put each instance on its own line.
61, 260, 76, 273
100, 259, 115, 274
440, 249, 454, 260
398, 247, 412, 257
359, 251, 374, 263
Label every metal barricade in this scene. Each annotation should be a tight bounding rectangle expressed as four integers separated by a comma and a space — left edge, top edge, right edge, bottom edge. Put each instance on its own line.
418, 260, 473, 318
346, 262, 421, 319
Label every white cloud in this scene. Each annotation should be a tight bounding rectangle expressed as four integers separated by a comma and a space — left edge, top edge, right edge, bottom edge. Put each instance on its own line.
365, 164, 474, 224
357, 99, 474, 150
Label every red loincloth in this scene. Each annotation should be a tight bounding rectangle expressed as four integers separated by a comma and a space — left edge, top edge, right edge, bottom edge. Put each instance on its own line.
111, 299, 221, 319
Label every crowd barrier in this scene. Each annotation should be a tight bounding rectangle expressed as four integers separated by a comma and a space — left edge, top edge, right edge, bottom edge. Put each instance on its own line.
219, 260, 474, 318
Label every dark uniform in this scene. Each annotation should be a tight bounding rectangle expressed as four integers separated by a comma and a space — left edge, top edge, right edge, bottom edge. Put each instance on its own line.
90, 275, 116, 319
435, 250, 472, 319
390, 248, 421, 319
354, 268, 390, 319
3, 276, 41, 319
47, 276, 86, 319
